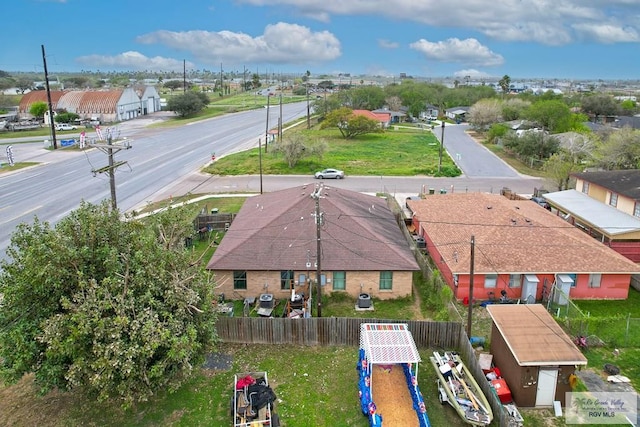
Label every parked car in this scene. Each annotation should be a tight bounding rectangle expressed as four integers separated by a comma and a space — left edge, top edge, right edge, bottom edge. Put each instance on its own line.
531, 196, 551, 210
55, 123, 77, 131
314, 168, 344, 179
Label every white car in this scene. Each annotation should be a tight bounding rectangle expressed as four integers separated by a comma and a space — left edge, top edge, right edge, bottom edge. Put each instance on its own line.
314, 168, 345, 179
55, 123, 77, 131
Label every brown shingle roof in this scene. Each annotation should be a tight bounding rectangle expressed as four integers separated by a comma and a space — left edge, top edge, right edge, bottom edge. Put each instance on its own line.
408, 192, 640, 274
18, 90, 65, 113
207, 186, 419, 272
487, 304, 587, 366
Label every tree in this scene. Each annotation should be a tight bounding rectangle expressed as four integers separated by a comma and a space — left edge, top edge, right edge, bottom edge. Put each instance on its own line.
167, 92, 207, 117
0, 201, 217, 407
543, 133, 596, 190
272, 133, 328, 168
580, 94, 621, 118
15, 76, 33, 94
525, 100, 572, 132
501, 98, 531, 121
385, 96, 402, 111
164, 80, 188, 92
498, 75, 511, 94
29, 101, 48, 120
595, 127, 640, 170
468, 98, 502, 130
320, 107, 383, 139
503, 131, 560, 166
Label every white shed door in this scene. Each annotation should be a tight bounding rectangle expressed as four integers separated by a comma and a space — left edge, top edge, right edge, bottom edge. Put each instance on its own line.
535, 368, 558, 407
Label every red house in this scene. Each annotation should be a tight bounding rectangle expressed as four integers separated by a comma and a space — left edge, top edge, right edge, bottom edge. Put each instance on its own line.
407, 192, 640, 301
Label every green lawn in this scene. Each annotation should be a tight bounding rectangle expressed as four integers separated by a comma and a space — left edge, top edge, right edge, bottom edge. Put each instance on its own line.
205, 127, 461, 177
0, 344, 472, 427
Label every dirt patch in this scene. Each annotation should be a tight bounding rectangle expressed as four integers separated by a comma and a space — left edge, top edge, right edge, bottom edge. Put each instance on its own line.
372, 364, 419, 427
465, 130, 486, 144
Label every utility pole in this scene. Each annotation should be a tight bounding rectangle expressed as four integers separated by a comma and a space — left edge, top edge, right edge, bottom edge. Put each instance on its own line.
278, 93, 283, 141
264, 94, 270, 153
467, 235, 475, 338
88, 129, 131, 210
220, 63, 223, 96
41, 44, 57, 150
258, 138, 263, 194
438, 121, 445, 173
183, 59, 186, 93
311, 184, 324, 317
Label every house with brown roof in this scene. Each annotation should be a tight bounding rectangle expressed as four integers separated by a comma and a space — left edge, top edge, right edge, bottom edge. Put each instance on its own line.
19, 86, 161, 123
206, 186, 419, 302
486, 304, 587, 407
544, 170, 640, 262
407, 192, 640, 302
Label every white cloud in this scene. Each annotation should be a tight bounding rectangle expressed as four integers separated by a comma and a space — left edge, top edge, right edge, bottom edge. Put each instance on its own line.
136, 23, 341, 66
76, 51, 193, 71
573, 23, 640, 43
235, 0, 640, 46
453, 69, 492, 79
410, 38, 504, 67
378, 39, 399, 49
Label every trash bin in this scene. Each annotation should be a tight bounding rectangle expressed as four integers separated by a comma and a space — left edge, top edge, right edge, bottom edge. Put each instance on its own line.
211, 208, 219, 214
44, 139, 51, 148
428, 188, 435, 195
440, 189, 447, 194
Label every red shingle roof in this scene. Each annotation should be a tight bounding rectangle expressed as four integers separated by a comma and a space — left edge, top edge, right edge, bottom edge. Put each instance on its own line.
408, 192, 640, 274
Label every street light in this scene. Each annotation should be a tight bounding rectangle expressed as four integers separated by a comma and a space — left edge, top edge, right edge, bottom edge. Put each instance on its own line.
438, 121, 445, 174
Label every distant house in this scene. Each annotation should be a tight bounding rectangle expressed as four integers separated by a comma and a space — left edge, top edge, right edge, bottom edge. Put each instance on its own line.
444, 106, 469, 122
544, 170, 640, 262
487, 304, 587, 408
372, 107, 405, 124
207, 186, 419, 301
352, 109, 391, 128
18, 86, 161, 123
407, 192, 639, 302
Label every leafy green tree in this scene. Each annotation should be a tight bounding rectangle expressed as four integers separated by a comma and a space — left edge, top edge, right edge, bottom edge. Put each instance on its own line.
167, 92, 207, 117
503, 131, 560, 166
620, 99, 637, 115
0, 201, 217, 407
312, 94, 342, 118
501, 98, 531, 121
15, 76, 33, 94
543, 132, 596, 190
580, 94, 621, 118
338, 86, 385, 110
54, 112, 79, 124
320, 107, 383, 139
29, 101, 48, 120
486, 123, 510, 144
525, 100, 572, 132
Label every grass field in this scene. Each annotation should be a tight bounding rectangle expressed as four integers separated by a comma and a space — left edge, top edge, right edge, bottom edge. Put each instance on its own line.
204, 127, 461, 177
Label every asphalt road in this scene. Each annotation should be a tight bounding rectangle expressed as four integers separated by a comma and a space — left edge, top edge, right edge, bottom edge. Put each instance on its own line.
0, 110, 543, 262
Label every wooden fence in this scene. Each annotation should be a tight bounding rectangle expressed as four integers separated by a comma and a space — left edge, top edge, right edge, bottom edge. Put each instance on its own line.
216, 317, 460, 348
217, 317, 509, 426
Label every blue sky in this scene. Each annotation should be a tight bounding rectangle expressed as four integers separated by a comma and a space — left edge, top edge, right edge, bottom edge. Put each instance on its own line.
2, 0, 639, 80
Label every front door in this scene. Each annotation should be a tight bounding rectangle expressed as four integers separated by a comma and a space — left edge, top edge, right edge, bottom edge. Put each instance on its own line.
535, 368, 558, 407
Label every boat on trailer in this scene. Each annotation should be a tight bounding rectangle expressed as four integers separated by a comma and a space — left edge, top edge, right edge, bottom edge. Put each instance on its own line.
430, 351, 493, 426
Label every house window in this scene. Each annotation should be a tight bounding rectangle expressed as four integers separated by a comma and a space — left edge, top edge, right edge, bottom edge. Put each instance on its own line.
569, 273, 577, 288
508, 274, 521, 288
588, 273, 601, 288
298, 274, 306, 286
379, 271, 393, 290
233, 271, 247, 290
485, 274, 497, 288
634, 203, 640, 218
582, 182, 589, 194
610, 193, 618, 207
333, 271, 346, 290
280, 270, 294, 289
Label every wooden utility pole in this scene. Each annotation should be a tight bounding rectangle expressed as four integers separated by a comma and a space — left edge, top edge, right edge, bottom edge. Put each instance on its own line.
467, 235, 475, 338
264, 94, 270, 153
311, 184, 324, 317
88, 131, 131, 210
41, 44, 57, 150
438, 121, 445, 173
